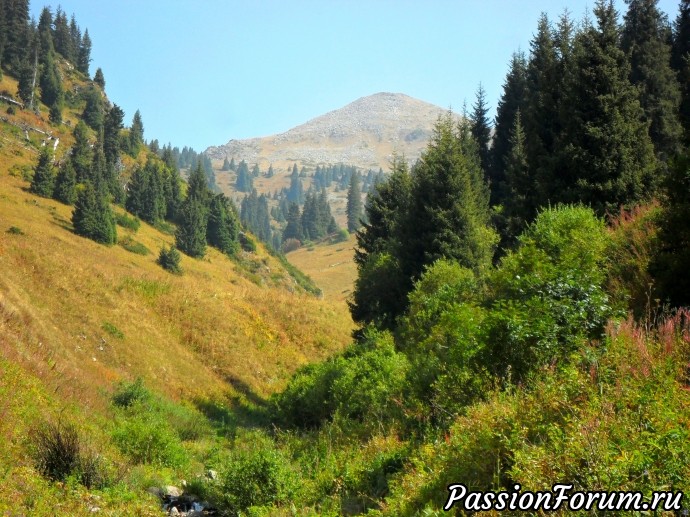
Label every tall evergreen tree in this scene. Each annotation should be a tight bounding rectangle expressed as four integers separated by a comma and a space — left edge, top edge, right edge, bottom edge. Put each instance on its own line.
3, 0, 30, 73
71, 121, 92, 182
235, 160, 253, 192
350, 156, 412, 329
622, 0, 682, 162
72, 181, 117, 244
53, 158, 77, 205
286, 166, 304, 204
672, 0, 690, 145
30, 147, 55, 197
400, 114, 495, 282
558, 0, 657, 214
77, 28, 91, 75
491, 51, 528, 206
175, 197, 207, 258
103, 104, 124, 167
282, 203, 303, 242
207, 193, 240, 256
128, 109, 144, 155
52, 7, 73, 62
502, 110, 531, 246
82, 86, 104, 130
346, 171, 363, 232
470, 83, 493, 181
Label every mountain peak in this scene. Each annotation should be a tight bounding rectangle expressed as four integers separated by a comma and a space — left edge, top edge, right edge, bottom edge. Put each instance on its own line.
206, 93, 458, 171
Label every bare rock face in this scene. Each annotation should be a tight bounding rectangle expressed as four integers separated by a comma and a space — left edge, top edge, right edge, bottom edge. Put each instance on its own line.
206, 92, 459, 172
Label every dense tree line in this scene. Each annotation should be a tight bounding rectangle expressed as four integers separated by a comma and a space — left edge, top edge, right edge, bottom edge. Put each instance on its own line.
353, 0, 690, 329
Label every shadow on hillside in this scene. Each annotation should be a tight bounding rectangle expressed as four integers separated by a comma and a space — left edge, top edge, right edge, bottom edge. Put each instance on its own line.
50, 211, 72, 232
194, 374, 272, 434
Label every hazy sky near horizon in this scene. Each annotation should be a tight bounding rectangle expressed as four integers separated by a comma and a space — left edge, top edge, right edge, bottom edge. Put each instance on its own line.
31, 0, 679, 151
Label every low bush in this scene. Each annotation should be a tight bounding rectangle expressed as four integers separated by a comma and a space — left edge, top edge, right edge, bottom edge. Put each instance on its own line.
157, 245, 182, 274
114, 212, 140, 232
239, 232, 257, 253
119, 236, 150, 255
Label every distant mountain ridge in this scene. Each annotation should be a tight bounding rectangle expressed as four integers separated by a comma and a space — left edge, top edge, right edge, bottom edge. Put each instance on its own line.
206, 92, 459, 171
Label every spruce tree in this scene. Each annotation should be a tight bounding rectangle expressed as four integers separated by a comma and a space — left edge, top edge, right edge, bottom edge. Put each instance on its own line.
502, 110, 530, 246
672, 0, 690, 145
491, 51, 528, 206
93, 67, 105, 88
103, 104, 124, 167
558, 0, 657, 214
350, 156, 412, 329
175, 198, 207, 258
30, 147, 55, 197
346, 171, 363, 232
283, 203, 303, 242
286, 166, 304, 204
622, 0, 682, 162
53, 159, 77, 205
3, 0, 29, 73
235, 160, 253, 192
221, 157, 231, 171
82, 86, 104, 131
77, 28, 91, 75
129, 110, 144, 155
71, 181, 117, 244
400, 114, 495, 282
470, 83, 493, 182
207, 194, 240, 256
71, 121, 92, 182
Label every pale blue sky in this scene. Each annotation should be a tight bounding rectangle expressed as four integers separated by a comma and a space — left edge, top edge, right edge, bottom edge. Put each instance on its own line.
31, 1, 679, 151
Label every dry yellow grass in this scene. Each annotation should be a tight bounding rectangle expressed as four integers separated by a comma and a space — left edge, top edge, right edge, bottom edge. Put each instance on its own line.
287, 234, 358, 302
0, 166, 353, 414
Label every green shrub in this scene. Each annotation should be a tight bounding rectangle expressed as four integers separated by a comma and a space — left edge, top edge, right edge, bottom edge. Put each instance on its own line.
119, 236, 150, 255
6, 225, 24, 235
335, 228, 350, 243
115, 212, 140, 232
112, 378, 150, 408
111, 409, 188, 469
157, 245, 182, 274
484, 205, 613, 381
214, 432, 294, 514
240, 232, 257, 252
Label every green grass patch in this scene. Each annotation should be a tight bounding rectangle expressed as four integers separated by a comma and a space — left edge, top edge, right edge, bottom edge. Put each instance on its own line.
101, 321, 124, 340
117, 277, 171, 300
118, 236, 150, 256
115, 213, 140, 232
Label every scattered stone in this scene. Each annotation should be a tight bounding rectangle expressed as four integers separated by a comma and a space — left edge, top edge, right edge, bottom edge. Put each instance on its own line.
206, 469, 217, 480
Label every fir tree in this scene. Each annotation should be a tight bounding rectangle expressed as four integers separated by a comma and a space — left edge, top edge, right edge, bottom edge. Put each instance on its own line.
672, 0, 690, 145
286, 166, 303, 204
346, 171, 363, 232
491, 51, 528, 205
221, 157, 231, 171
53, 159, 77, 205
71, 121, 92, 182
128, 110, 144, 155
72, 181, 117, 244
77, 28, 91, 75
350, 156, 412, 329
93, 67, 105, 88
207, 194, 240, 255
470, 83, 493, 181
103, 104, 124, 167
400, 114, 495, 282
3, 0, 30, 73
502, 110, 530, 245
558, 0, 657, 214
52, 7, 73, 62
622, 0, 682, 162
235, 160, 253, 192
175, 197, 207, 258
82, 86, 104, 130
30, 147, 55, 197
283, 203, 303, 242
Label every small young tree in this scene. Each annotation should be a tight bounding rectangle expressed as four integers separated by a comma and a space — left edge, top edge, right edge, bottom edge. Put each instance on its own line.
157, 245, 182, 274
53, 159, 77, 204
30, 147, 56, 198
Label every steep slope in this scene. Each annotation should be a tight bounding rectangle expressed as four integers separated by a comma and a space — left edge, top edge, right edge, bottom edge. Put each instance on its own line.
206, 92, 458, 171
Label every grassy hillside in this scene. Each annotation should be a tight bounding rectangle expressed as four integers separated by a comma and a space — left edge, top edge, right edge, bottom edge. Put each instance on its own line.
287, 234, 358, 301
0, 101, 353, 512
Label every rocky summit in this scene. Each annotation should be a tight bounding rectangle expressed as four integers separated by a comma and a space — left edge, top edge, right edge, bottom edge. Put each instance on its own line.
206, 92, 460, 171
